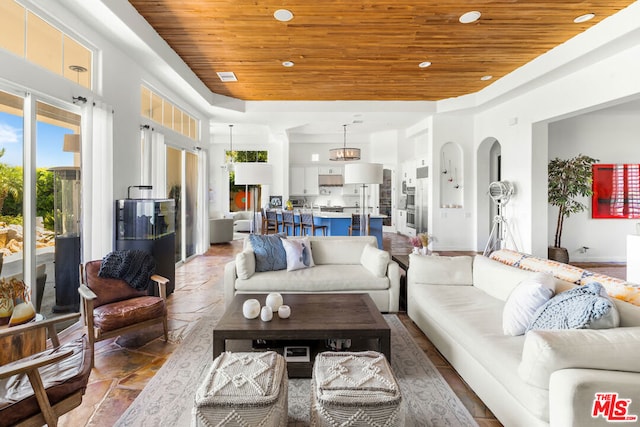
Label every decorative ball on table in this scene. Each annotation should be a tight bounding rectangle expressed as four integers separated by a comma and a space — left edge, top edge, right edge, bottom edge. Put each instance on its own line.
266, 292, 283, 312
242, 299, 261, 319
278, 305, 291, 319
260, 305, 273, 321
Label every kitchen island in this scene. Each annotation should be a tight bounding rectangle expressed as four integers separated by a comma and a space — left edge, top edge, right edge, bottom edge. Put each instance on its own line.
274, 211, 385, 247
312, 212, 385, 248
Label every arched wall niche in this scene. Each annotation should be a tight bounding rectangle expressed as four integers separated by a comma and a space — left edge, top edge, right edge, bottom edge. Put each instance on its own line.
439, 141, 463, 209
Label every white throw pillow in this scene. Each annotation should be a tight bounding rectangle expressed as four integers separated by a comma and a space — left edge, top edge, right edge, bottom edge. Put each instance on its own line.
502, 272, 556, 336
235, 250, 255, 279
360, 244, 390, 278
281, 237, 315, 271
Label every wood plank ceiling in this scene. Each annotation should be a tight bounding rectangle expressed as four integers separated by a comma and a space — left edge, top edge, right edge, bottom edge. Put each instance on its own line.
129, 1, 634, 101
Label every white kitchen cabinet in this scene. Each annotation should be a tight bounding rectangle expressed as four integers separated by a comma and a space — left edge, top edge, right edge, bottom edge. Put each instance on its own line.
318, 166, 342, 175
304, 166, 319, 195
401, 160, 416, 186
290, 166, 319, 195
397, 210, 406, 233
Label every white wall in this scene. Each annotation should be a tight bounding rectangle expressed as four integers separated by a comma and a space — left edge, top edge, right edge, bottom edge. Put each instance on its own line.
1, 1, 212, 256
548, 112, 640, 261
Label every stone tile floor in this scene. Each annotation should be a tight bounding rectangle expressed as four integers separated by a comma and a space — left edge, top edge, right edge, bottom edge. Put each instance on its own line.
55, 233, 626, 426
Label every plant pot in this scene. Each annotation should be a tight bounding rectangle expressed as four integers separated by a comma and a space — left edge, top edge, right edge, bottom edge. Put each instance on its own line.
548, 246, 569, 264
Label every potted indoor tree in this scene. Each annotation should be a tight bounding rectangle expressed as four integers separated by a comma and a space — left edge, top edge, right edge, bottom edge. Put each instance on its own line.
548, 154, 598, 263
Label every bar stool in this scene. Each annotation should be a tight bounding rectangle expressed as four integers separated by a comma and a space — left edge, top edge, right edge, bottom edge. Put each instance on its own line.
281, 210, 297, 236
300, 212, 327, 236
263, 208, 279, 234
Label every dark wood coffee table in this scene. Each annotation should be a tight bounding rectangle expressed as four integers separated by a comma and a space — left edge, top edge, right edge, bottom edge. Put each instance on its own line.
213, 293, 391, 377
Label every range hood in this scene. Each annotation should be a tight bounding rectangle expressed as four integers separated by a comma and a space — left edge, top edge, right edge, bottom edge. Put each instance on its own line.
318, 174, 344, 186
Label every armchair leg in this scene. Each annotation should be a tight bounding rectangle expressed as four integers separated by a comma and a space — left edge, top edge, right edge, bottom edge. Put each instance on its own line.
26, 369, 58, 427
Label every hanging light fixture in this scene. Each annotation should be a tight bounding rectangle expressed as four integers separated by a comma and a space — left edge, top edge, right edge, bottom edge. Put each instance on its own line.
225, 124, 235, 171
329, 124, 361, 161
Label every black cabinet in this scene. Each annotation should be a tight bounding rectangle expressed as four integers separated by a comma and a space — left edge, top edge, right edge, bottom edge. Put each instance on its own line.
115, 199, 176, 296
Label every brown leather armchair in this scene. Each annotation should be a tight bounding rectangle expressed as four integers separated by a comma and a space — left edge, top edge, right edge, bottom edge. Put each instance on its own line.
79, 260, 169, 366
0, 312, 92, 427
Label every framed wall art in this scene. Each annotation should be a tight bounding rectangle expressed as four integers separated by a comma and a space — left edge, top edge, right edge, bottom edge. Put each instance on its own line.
592, 164, 640, 219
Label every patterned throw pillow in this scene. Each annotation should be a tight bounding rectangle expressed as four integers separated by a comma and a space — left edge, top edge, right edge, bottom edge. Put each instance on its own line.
281, 237, 315, 271
248, 233, 287, 272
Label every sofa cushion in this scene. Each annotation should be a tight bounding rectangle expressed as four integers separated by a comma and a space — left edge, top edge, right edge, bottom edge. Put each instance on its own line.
234, 265, 389, 292
281, 237, 315, 271
502, 272, 555, 336
409, 254, 472, 285
518, 327, 640, 389
360, 244, 389, 278
235, 250, 255, 279
473, 255, 539, 302
93, 296, 166, 332
249, 233, 287, 272
309, 238, 372, 265
527, 282, 620, 332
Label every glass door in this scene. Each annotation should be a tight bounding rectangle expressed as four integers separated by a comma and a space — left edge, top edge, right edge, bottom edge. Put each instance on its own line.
0, 90, 82, 316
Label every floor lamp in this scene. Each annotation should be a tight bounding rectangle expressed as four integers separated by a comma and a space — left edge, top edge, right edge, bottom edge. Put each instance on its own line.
344, 163, 383, 236
234, 163, 273, 233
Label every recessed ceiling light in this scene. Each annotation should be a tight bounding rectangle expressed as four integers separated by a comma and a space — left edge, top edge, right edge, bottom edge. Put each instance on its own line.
459, 11, 481, 24
574, 13, 595, 23
274, 9, 293, 22
418, 61, 432, 68
480, 75, 493, 81
282, 61, 295, 67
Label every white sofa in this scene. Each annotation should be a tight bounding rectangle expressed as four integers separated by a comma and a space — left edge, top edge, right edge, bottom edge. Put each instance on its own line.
407, 251, 640, 427
224, 235, 400, 312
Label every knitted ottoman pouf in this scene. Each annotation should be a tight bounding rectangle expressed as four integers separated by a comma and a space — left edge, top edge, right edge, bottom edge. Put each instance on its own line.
193, 351, 288, 426
310, 351, 404, 427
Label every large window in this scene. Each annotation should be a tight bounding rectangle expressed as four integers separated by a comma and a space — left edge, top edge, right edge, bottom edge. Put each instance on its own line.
0, 1, 92, 89
141, 86, 198, 141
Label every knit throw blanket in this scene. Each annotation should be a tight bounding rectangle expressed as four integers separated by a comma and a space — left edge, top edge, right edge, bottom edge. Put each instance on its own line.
527, 282, 613, 332
98, 250, 156, 291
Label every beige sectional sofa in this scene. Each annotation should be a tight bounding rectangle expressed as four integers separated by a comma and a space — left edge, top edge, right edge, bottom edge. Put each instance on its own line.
407, 251, 640, 427
224, 235, 400, 312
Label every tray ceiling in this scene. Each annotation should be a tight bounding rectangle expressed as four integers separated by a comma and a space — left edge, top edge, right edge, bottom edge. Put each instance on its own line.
129, 1, 634, 101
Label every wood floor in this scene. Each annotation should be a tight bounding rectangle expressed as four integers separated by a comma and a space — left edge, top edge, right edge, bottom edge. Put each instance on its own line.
56, 233, 625, 426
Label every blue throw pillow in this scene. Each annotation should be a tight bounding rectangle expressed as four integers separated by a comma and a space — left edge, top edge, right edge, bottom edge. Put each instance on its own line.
526, 282, 619, 331
249, 233, 287, 272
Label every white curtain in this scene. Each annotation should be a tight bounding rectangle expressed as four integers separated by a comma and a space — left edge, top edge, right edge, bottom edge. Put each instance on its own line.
151, 131, 166, 198
140, 127, 152, 186
81, 101, 114, 262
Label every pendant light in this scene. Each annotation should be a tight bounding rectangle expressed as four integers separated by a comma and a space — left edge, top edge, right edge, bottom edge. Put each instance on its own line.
226, 124, 235, 171
329, 124, 361, 161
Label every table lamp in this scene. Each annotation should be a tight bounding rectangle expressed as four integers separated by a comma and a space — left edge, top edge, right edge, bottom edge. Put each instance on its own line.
344, 163, 383, 236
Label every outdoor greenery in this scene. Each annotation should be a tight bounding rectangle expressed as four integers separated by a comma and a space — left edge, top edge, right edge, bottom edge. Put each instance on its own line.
0, 147, 55, 230
548, 154, 599, 248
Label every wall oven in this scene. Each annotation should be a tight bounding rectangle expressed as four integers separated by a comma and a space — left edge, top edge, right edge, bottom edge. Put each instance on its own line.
405, 186, 416, 228
406, 209, 416, 228
406, 187, 416, 210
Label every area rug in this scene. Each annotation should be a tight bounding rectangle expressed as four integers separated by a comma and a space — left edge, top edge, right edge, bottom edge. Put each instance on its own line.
116, 314, 477, 427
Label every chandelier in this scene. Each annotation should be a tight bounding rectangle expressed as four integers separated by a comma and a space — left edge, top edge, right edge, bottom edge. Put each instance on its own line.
329, 124, 361, 161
